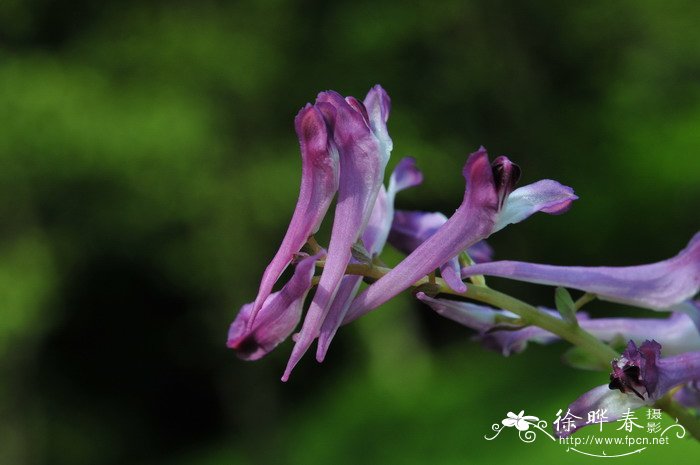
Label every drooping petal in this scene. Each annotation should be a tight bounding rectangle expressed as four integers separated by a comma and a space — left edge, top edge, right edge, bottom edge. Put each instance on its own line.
228, 253, 321, 360
492, 179, 578, 233
316, 158, 423, 362
283, 89, 391, 380
247, 104, 339, 327
461, 233, 700, 313
344, 148, 501, 323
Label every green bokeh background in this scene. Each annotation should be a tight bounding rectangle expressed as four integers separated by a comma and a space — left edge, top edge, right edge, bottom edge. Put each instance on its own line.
1, 0, 699, 464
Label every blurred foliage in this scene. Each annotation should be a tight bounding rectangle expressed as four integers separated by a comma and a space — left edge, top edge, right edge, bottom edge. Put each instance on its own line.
0, 0, 699, 464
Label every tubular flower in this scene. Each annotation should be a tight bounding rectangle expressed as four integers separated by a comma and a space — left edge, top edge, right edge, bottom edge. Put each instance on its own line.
556, 340, 700, 437
345, 148, 577, 323
416, 293, 700, 356
388, 210, 493, 293
247, 104, 339, 327
460, 233, 700, 319
315, 157, 423, 361
283, 86, 392, 381
228, 253, 322, 360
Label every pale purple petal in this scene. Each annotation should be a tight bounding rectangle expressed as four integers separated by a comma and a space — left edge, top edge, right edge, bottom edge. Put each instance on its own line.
440, 260, 467, 293
362, 158, 423, 257
344, 148, 501, 323
283, 90, 390, 381
387, 209, 490, 292
493, 179, 578, 233
416, 293, 560, 355
228, 253, 321, 360
461, 233, 700, 312
388, 156, 423, 195
655, 349, 700, 395
360, 186, 390, 257
387, 208, 463, 293
417, 294, 700, 356
314, 275, 363, 362
468, 240, 494, 264
388, 210, 449, 255
316, 158, 423, 362
674, 381, 700, 408
577, 312, 700, 355
555, 385, 645, 438
363, 84, 393, 158
416, 292, 514, 331
561, 341, 700, 436
248, 104, 339, 327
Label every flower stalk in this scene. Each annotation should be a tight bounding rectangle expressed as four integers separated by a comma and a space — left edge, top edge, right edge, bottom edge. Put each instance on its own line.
325, 257, 700, 438
328, 259, 618, 369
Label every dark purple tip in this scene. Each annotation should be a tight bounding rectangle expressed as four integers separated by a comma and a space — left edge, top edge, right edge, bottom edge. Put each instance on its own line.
491, 156, 521, 209
608, 339, 662, 400
344, 96, 370, 126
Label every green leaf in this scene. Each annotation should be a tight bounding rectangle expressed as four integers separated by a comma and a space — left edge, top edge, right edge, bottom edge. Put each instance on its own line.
555, 287, 578, 327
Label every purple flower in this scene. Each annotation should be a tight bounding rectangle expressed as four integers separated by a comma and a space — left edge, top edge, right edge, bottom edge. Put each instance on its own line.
228, 253, 322, 360
247, 104, 339, 327
316, 158, 423, 362
344, 147, 577, 324
416, 293, 700, 356
388, 210, 493, 293
460, 233, 700, 318
556, 340, 700, 437
283, 86, 392, 381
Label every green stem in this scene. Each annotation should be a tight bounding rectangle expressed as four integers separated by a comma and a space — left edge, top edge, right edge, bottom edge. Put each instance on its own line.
574, 292, 596, 311
434, 279, 618, 369
333, 262, 617, 368
318, 259, 700, 438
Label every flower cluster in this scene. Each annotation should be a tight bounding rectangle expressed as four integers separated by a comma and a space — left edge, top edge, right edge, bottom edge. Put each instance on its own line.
229, 85, 700, 436
554, 339, 700, 437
